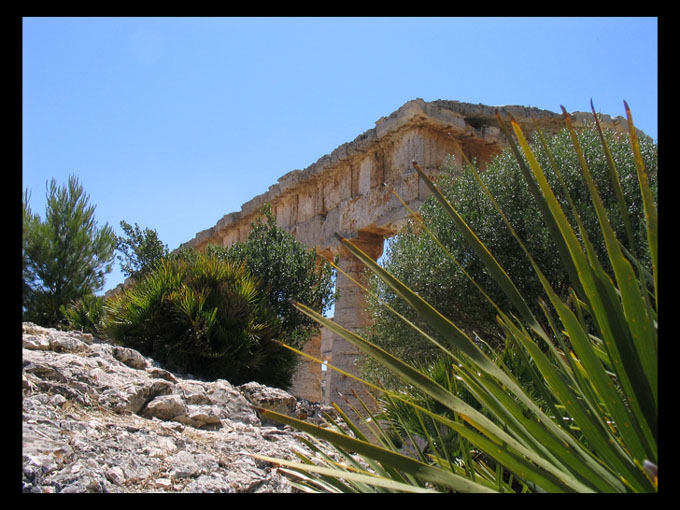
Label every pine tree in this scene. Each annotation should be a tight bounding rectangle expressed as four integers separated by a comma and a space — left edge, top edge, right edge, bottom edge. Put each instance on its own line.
23, 175, 116, 327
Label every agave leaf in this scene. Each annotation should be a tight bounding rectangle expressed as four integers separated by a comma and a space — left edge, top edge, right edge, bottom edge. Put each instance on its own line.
499, 314, 651, 493
560, 108, 657, 402
279, 340, 461, 483
293, 302, 503, 436
279, 468, 354, 493
293, 302, 609, 492
410, 162, 542, 337
451, 360, 618, 492
508, 118, 603, 315
254, 407, 496, 493
590, 100, 637, 254
558, 110, 657, 454
495, 112, 586, 300
328, 399, 414, 488
589, 269, 657, 457
624, 101, 658, 306
333, 235, 611, 465
288, 447, 364, 493
428, 152, 608, 442
409, 161, 591, 428
392, 189, 508, 325
344, 394, 429, 488
253, 455, 438, 493
382, 163, 648, 490
443, 156, 580, 384
325, 251, 458, 359
334, 233, 508, 385
265, 104, 656, 493
510, 118, 656, 449
479, 137, 657, 467
541, 269, 653, 464
443, 417, 587, 493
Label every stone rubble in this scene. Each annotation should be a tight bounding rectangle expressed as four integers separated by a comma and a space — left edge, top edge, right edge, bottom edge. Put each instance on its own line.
21, 322, 345, 493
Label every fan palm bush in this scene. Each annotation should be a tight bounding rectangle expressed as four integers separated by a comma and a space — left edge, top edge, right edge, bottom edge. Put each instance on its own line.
60, 293, 106, 335
253, 102, 658, 493
104, 250, 298, 388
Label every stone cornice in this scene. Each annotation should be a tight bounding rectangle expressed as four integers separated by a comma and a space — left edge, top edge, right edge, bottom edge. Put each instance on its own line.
181, 98, 626, 251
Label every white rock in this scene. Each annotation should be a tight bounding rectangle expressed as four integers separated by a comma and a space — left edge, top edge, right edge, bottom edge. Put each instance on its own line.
105, 466, 126, 485
112, 346, 148, 369
49, 394, 67, 407
23, 334, 51, 350
142, 394, 187, 421
22, 323, 344, 493
154, 478, 173, 490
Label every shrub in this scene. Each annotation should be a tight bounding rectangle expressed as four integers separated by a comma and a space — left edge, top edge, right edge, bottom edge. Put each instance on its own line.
209, 204, 337, 350
22, 176, 116, 328
115, 220, 169, 281
104, 250, 298, 388
60, 294, 106, 335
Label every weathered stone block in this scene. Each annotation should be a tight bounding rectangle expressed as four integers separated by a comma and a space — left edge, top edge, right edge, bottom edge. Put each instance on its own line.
358, 157, 372, 196
173, 99, 627, 410
142, 394, 188, 421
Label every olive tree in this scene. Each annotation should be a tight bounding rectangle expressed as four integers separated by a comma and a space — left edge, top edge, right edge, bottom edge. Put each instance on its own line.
210, 204, 337, 351
364, 123, 657, 387
115, 220, 169, 281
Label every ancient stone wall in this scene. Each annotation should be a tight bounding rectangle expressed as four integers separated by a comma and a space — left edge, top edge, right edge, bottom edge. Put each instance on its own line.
180, 98, 628, 416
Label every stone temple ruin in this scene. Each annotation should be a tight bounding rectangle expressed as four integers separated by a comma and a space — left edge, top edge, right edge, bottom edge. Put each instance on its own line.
181, 98, 627, 415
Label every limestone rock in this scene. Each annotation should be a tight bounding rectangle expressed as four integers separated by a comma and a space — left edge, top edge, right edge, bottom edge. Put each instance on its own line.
238, 381, 298, 425
141, 394, 187, 421
111, 346, 148, 369
22, 323, 343, 493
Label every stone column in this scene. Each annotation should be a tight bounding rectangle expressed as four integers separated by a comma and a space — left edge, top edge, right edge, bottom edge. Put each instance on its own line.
289, 332, 323, 402
324, 231, 385, 433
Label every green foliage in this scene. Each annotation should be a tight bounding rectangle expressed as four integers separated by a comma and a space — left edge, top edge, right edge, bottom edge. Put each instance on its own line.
259, 104, 658, 492
104, 249, 299, 387
377, 355, 475, 456
209, 204, 337, 349
115, 220, 169, 281
23, 190, 40, 311
365, 122, 657, 386
60, 294, 106, 335
376, 338, 551, 468
102, 205, 335, 389
22, 176, 116, 327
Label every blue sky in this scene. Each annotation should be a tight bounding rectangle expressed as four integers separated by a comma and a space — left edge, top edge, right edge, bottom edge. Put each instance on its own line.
22, 17, 658, 293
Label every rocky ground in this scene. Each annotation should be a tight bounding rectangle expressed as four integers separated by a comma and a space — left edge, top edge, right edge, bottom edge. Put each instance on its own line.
21, 322, 345, 493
